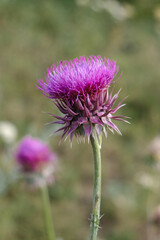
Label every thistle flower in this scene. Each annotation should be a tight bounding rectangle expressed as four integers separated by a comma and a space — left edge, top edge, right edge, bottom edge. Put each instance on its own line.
16, 136, 57, 240
16, 136, 56, 172
15, 136, 57, 187
38, 56, 129, 240
38, 56, 128, 141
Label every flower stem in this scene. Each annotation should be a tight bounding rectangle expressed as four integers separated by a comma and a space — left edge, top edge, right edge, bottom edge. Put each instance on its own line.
41, 182, 56, 240
89, 134, 102, 240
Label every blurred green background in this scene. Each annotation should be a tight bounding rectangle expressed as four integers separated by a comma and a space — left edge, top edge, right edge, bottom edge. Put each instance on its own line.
1, 0, 160, 239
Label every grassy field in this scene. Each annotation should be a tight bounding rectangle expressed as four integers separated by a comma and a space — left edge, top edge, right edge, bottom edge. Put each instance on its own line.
1, 0, 160, 239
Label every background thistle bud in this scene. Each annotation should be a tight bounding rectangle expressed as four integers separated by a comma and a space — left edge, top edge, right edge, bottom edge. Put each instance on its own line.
15, 136, 57, 187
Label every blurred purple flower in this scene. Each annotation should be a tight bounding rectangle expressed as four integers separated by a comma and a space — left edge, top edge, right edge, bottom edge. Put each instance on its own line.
38, 56, 128, 141
16, 136, 56, 172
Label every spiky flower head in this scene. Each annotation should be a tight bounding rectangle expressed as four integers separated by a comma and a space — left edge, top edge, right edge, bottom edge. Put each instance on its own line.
16, 136, 56, 172
38, 56, 128, 142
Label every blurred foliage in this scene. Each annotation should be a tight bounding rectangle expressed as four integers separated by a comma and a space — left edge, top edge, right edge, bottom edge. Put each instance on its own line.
1, 0, 160, 239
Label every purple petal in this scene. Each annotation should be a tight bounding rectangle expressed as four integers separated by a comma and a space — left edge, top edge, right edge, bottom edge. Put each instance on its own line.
97, 111, 106, 117
86, 94, 93, 109
95, 124, 102, 136
90, 116, 103, 125
110, 115, 130, 123
66, 122, 79, 136
77, 117, 88, 125
54, 126, 69, 134
101, 117, 122, 135
84, 105, 91, 117
54, 101, 67, 114
111, 96, 127, 114
76, 98, 84, 111
109, 89, 121, 106
63, 104, 78, 116
83, 122, 92, 138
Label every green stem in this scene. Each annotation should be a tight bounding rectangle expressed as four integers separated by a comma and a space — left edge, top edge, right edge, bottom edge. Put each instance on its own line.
89, 134, 102, 240
41, 182, 56, 240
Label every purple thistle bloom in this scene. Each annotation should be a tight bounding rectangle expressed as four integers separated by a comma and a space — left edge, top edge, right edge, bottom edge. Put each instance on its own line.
38, 56, 128, 141
16, 136, 56, 172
